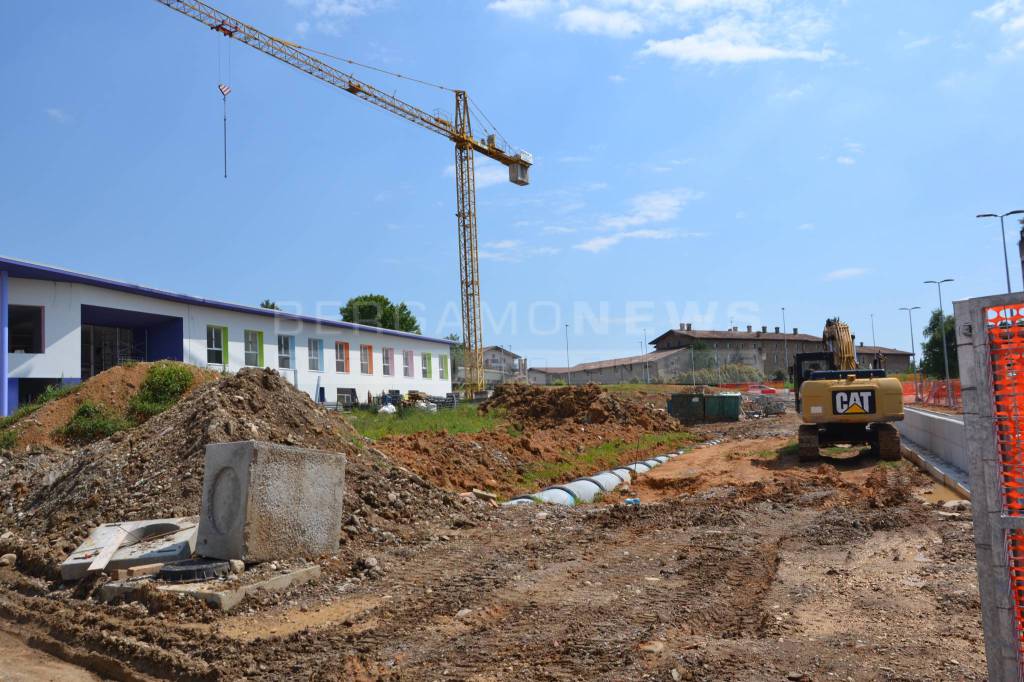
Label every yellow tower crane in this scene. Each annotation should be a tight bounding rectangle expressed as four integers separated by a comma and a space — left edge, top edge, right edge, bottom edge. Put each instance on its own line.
153, 0, 532, 396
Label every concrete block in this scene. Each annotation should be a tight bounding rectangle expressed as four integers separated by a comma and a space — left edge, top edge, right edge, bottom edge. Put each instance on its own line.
61, 517, 197, 581
197, 441, 346, 562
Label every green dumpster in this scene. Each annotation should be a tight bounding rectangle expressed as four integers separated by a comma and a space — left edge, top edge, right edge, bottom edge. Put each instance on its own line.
668, 393, 705, 423
703, 393, 741, 422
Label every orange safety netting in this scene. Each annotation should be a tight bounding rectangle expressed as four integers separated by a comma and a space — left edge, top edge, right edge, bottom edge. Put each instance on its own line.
1007, 529, 1024, 669
988, 304, 1024, 515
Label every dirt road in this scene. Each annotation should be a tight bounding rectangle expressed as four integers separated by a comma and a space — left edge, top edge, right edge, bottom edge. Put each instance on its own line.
0, 414, 984, 680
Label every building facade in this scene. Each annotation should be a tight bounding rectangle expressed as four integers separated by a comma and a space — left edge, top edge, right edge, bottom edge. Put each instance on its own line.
0, 256, 453, 416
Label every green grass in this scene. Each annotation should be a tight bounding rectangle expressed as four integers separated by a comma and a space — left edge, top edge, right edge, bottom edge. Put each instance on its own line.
0, 429, 16, 451
128, 361, 194, 420
58, 401, 131, 444
0, 382, 80, 429
345, 403, 506, 440
520, 431, 694, 488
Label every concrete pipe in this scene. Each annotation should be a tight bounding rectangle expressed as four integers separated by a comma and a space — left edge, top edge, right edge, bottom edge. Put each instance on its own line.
625, 462, 651, 475
562, 479, 604, 503
504, 497, 535, 506
654, 455, 670, 464
534, 487, 577, 506
609, 468, 633, 484
581, 472, 624, 493
642, 458, 662, 469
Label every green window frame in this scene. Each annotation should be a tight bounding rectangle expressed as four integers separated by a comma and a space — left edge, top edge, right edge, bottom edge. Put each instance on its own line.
439, 354, 449, 380
244, 330, 264, 367
421, 352, 432, 379
206, 325, 228, 365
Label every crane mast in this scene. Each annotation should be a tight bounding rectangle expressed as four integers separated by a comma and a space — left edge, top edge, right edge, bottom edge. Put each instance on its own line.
153, 0, 532, 395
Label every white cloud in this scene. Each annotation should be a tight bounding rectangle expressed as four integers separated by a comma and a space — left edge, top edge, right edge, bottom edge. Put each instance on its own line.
609, 74, 626, 83
824, 267, 866, 281
287, 0, 388, 34
44, 108, 70, 124
601, 188, 701, 229
485, 239, 522, 249
560, 7, 645, 38
975, 0, 1024, 57
844, 141, 864, 154
836, 155, 856, 165
487, 0, 550, 19
295, 20, 311, 34
480, 240, 560, 262
443, 160, 508, 188
797, 222, 815, 230
543, 225, 577, 234
640, 18, 833, 64
575, 229, 677, 253
904, 36, 934, 50
558, 155, 591, 163
487, 0, 834, 65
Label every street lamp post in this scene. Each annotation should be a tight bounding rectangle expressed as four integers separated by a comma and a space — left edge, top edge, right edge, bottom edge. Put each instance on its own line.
870, 313, 876, 347
564, 324, 572, 386
977, 210, 1024, 293
899, 306, 921, 399
689, 346, 696, 386
924, 279, 954, 407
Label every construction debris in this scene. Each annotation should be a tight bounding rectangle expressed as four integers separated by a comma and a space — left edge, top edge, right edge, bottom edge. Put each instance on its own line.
60, 517, 197, 581
481, 382, 679, 430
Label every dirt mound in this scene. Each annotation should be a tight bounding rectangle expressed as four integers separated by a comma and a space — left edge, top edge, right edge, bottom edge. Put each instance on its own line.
0, 368, 471, 576
7, 363, 219, 450
481, 383, 678, 430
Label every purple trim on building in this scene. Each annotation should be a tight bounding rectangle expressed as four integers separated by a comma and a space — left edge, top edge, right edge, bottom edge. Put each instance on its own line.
1, 270, 8, 417
0, 255, 454, 347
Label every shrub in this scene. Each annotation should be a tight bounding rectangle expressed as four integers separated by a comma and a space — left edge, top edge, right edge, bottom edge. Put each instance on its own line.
128, 362, 194, 420
0, 429, 16, 451
59, 401, 130, 444
0, 382, 80, 428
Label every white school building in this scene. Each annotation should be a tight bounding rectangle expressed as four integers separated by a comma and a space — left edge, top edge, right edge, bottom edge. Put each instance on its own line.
0, 255, 454, 416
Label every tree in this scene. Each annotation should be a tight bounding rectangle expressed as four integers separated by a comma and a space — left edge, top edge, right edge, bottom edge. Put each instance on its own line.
340, 294, 421, 334
445, 333, 465, 372
260, 300, 280, 310
921, 309, 958, 379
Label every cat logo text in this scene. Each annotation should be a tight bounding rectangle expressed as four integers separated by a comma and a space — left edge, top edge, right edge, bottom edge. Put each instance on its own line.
832, 390, 875, 415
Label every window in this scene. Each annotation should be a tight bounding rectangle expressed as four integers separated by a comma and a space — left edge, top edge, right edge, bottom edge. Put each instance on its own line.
360, 344, 373, 374
403, 350, 414, 377
308, 338, 324, 372
9, 306, 43, 353
278, 335, 294, 369
206, 325, 227, 365
244, 330, 263, 367
382, 347, 395, 376
335, 341, 350, 373
421, 352, 432, 379
439, 354, 449, 380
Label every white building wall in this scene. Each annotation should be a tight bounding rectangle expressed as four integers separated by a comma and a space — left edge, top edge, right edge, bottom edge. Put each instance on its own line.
7, 277, 453, 401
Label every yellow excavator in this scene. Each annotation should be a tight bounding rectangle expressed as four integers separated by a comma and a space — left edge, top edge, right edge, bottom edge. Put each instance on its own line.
793, 318, 904, 462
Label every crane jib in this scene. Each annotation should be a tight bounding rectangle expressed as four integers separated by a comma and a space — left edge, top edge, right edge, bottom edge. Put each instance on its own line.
153, 0, 531, 395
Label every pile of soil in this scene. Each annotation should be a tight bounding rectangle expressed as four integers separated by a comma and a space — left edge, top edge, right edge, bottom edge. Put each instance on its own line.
0, 368, 474, 576
6, 363, 219, 450
481, 383, 678, 430
380, 421, 690, 496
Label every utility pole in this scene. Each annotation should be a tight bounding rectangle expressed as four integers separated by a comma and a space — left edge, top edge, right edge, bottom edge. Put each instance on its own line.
782, 307, 788, 382
564, 324, 572, 386
924, 279, 955, 407
870, 313, 877, 347
643, 328, 650, 384
689, 346, 696, 386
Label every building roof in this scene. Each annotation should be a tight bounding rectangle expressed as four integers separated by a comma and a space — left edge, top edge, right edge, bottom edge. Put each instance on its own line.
856, 344, 912, 356
483, 345, 522, 358
531, 349, 683, 375
651, 328, 821, 345
0, 255, 454, 346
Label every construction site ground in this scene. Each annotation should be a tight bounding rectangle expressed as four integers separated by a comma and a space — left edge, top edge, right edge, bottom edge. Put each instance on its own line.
0, 376, 983, 680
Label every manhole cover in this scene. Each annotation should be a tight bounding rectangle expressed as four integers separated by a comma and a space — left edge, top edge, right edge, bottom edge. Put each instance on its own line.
158, 558, 231, 583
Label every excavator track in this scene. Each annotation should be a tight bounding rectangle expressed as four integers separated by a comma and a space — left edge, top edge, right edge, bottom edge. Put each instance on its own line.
798, 424, 820, 462
873, 423, 901, 461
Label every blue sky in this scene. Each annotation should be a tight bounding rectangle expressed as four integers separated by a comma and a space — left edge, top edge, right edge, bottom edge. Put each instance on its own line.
2, 0, 1023, 366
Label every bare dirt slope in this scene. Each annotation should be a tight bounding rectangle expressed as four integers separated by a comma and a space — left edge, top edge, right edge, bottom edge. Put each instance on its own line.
0, 413, 984, 680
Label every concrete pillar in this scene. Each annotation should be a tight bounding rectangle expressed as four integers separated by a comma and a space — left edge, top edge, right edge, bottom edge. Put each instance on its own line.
1, 270, 7, 417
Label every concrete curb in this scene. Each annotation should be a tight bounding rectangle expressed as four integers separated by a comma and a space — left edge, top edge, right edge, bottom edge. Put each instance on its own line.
901, 439, 971, 500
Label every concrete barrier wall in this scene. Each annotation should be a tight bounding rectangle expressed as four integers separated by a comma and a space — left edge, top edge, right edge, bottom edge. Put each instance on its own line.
896, 408, 967, 473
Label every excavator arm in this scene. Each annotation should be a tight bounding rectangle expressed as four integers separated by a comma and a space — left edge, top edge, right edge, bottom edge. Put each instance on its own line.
822, 318, 857, 371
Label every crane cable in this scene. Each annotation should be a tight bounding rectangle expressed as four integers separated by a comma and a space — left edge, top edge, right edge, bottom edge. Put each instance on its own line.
286, 40, 511, 150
